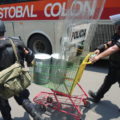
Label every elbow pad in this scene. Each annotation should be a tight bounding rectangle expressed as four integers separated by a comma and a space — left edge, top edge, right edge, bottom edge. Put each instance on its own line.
97, 44, 105, 53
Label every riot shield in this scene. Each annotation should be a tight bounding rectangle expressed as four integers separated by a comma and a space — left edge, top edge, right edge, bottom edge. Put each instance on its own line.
56, 0, 106, 60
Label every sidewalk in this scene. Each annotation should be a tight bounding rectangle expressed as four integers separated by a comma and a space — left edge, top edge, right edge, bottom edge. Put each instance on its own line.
0, 63, 120, 120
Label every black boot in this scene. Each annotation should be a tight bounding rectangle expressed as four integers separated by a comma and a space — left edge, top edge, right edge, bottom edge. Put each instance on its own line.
22, 99, 41, 120
88, 90, 101, 103
89, 75, 114, 103
2, 112, 13, 120
0, 98, 13, 120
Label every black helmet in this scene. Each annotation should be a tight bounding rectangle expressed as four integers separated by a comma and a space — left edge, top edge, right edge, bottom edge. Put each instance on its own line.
0, 20, 6, 33
109, 14, 120, 26
114, 20, 120, 26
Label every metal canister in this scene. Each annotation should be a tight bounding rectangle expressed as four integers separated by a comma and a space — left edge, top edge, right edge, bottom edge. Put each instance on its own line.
50, 53, 66, 84
33, 53, 51, 85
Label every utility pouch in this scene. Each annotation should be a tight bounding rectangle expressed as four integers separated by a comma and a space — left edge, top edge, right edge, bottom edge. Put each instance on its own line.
0, 39, 31, 99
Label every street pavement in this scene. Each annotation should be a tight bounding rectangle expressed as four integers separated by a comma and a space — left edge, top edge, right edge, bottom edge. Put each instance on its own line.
0, 60, 120, 120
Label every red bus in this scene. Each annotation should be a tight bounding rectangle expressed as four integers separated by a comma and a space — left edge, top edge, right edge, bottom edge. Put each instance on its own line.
0, 0, 117, 54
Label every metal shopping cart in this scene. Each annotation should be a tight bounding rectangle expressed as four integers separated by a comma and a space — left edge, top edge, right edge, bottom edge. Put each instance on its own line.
32, 52, 93, 120
31, 0, 106, 118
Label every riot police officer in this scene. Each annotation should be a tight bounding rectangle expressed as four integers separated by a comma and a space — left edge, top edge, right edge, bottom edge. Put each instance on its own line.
89, 14, 120, 103
0, 20, 41, 120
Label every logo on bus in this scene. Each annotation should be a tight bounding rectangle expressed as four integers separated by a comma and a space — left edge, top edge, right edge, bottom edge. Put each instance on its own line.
0, 5, 37, 19
44, 1, 96, 18
0, 0, 97, 20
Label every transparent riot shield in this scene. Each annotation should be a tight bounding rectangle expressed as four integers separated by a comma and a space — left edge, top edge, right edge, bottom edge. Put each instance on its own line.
33, 0, 106, 94
56, 0, 106, 60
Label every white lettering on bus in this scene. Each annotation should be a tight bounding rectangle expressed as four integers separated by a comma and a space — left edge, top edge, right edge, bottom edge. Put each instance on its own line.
0, 8, 3, 18
4, 7, 9, 18
51, 2, 62, 17
44, 2, 62, 17
61, 2, 66, 16
0, 5, 37, 19
23, 5, 30, 17
9, 7, 16, 18
44, 1, 96, 17
70, 1, 83, 16
31, 5, 37, 17
16, 6, 23, 18
44, 3, 52, 17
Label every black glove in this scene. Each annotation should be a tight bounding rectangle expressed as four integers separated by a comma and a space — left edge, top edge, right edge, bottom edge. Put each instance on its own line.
97, 44, 105, 53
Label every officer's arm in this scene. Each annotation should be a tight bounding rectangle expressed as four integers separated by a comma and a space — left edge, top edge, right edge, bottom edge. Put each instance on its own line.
24, 48, 34, 66
90, 45, 120, 63
105, 41, 112, 48
98, 45, 120, 58
96, 41, 112, 53
94, 41, 112, 55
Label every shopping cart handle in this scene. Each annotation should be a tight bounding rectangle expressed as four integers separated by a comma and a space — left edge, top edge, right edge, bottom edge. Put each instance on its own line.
83, 61, 92, 64
81, 52, 94, 65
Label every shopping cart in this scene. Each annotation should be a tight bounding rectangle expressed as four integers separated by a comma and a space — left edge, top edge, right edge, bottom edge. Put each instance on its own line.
32, 52, 93, 120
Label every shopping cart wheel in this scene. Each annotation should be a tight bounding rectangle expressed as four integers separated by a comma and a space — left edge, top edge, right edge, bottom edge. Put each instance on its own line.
47, 97, 53, 103
39, 104, 47, 112
83, 100, 90, 108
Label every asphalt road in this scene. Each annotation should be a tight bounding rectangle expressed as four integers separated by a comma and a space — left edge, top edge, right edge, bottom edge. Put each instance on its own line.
0, 60, 120, 120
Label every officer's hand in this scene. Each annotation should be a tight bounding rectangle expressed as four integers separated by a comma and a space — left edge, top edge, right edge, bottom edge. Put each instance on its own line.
89, 55, 100, 63
24, 48, 29, 54
94, 50, 100, 55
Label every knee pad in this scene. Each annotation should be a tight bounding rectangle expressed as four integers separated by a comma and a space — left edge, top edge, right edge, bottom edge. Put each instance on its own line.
19, 89, 30, 98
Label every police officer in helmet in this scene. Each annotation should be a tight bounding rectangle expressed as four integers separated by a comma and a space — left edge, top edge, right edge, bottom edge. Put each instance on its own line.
0, 20, 41, 120
88, 14, 120, 105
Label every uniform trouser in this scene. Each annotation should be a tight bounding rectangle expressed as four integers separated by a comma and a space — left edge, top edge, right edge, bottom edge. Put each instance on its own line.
0, 89, 30, 120
96, 65, 120, 99
0, 98, 11, 120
